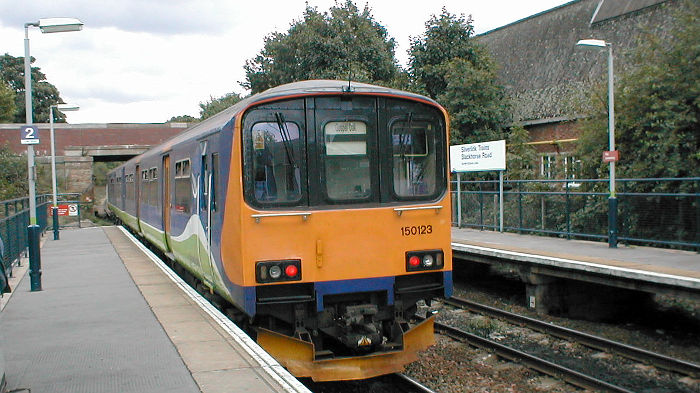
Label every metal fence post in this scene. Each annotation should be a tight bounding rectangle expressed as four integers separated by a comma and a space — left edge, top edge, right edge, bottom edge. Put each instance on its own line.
479, 184, 484, 230
518, 181, 523, 233
696, 179, 699, 253
499, 171, 504, 232
457, 173, 462, 228
565, 179, 571, 240
28, 224, 42, 291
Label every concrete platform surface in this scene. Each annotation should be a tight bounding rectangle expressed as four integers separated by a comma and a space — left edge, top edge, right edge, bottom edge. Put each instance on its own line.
0, 227, 309, 393
452, 228, 700, 290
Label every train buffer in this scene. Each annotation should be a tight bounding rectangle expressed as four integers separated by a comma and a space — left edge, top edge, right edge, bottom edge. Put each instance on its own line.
452, 227, 699, 318
0, 226, 310, 393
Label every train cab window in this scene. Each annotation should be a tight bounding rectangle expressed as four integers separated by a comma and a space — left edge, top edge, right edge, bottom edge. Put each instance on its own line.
251, 121, 302, 204
391, 117, 438, 197
174, 160, 191, 213
323, 121, 371, 201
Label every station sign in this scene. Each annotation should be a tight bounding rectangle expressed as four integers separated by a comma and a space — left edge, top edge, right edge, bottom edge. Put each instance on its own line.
450, 140, 506, 173
602, 150, 619, 162
20, 125, 40, 145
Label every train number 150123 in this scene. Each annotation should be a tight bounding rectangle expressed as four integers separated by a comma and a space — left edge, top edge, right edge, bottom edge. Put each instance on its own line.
400, 225, 433, 236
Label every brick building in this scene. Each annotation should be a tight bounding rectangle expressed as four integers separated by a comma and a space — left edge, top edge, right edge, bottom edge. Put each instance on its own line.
478, 0, 680, 178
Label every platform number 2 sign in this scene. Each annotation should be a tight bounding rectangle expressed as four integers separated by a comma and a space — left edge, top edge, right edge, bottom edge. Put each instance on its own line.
20, 125, 40, 145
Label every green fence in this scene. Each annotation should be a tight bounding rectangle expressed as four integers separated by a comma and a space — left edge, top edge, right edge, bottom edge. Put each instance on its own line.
451, 177, 700, 251
0, 194, 52, 278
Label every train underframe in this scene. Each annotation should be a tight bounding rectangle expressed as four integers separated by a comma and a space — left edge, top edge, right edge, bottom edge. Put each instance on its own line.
253, 272, 445, 381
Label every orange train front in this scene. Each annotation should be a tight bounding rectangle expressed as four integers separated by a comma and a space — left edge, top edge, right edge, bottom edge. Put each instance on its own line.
107, 80, 452, 381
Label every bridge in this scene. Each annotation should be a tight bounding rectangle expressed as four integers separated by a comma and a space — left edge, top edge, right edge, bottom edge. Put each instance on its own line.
0, 122, 189, 197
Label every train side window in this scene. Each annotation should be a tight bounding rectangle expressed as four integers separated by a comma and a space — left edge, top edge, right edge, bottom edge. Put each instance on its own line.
251, 121, 302, 204
322, 121, 371, 201
391, 117, 437, 197
174, 159, 191, 213
211, 153, 219, 212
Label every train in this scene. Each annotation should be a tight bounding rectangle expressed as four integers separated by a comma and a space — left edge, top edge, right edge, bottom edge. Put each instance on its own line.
106, 80, 452, 381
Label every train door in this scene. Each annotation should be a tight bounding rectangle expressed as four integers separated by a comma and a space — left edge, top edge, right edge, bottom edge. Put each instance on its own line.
197, 140, 215, 288
162, 155, 171, 250
313, 96, 380, 205
135, 164, 141, 227
120, 167, 126, 210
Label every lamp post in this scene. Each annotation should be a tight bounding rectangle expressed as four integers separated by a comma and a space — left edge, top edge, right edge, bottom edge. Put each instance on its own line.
49, 104, 79, 240
576, 38, 617, 248
24, 17, 83, 291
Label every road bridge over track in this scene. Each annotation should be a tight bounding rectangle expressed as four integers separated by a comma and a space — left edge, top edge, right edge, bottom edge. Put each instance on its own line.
0, 123, 189, 197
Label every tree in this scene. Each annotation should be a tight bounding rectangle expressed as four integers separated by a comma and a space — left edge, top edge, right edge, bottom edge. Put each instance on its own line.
0, 144, 27, 200
167, 115, 198, 123
572, 0, 699, 245
199, 92, 243, 120
575, 0, 699, 181
0, 80, 15, 122
242, 1, 399, 93
409, 10, 510, 145
506, 125, 537, 180
0, 53, 65, 123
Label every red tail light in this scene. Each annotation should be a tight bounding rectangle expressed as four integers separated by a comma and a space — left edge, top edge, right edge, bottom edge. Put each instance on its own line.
285, 264, 298, 277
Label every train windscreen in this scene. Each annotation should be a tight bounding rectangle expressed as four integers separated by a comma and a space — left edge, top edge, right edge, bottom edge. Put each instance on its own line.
242, 96, 445, 208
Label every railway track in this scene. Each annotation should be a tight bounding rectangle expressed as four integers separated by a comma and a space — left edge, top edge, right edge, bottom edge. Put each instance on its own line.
432, 319, 636, 393
444, 296, 700, 378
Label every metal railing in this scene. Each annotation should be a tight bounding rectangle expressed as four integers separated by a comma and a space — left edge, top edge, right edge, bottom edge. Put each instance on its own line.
0, 194, 52, 278
451, 177, 700, 251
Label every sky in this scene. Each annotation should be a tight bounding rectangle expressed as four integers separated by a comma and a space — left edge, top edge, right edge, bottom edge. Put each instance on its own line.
0, 0, 572, 124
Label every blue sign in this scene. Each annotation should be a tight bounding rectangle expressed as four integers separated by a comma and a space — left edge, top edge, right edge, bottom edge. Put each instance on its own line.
20, 125, 40, 145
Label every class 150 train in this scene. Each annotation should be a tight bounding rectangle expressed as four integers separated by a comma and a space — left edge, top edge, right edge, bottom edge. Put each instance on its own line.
107, 80, 452, 381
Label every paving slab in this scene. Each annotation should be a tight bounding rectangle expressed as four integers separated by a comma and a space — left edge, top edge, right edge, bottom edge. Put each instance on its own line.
0, 227, 199, 393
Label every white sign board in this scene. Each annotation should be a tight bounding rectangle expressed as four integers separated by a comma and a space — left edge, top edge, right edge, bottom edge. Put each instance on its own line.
450, 140, 506, 172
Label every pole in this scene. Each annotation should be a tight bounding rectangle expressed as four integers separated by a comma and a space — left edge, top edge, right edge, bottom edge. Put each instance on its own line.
50, 106, 60, 240
456, 172, 462, 228
24, 25, 37, 226
24, 22, 42, 290
607, 43, 618, 248
499, 171, 504, 232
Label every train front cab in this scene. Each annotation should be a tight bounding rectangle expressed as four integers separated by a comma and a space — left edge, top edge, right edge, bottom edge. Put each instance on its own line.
222, 92, 452, 381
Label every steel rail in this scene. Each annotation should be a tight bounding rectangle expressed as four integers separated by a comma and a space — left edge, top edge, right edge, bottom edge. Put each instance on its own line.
433, 320, 634, 393
445, 297, 700, 378
390, 373, 438, 393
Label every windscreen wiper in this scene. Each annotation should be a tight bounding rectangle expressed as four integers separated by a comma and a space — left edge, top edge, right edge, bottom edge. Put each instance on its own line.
274, 112, 297, 168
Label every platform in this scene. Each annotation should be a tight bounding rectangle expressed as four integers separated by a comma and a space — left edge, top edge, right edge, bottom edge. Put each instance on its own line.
0, 226, 309, 393
452, 228, 700, 313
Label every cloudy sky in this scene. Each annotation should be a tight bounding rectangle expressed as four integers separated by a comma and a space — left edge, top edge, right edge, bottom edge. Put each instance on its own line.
1, 0, 570, 124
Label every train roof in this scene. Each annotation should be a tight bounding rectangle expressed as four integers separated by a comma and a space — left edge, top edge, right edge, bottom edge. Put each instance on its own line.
109, 80, 441, 173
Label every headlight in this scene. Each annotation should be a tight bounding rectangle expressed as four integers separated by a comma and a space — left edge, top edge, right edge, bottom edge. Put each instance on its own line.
269, 265, 282, 279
